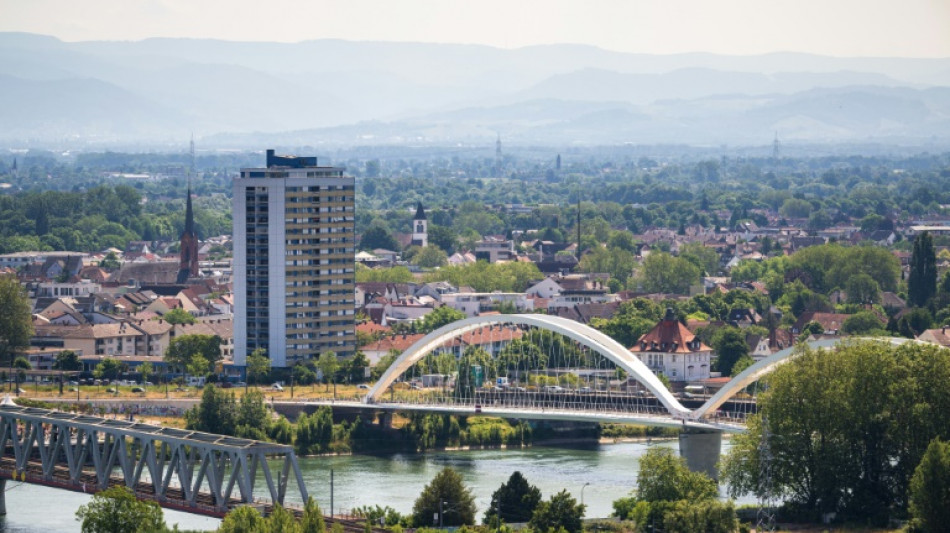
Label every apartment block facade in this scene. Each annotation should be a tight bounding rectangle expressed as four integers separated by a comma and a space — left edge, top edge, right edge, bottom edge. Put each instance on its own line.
233, 150, 356, 368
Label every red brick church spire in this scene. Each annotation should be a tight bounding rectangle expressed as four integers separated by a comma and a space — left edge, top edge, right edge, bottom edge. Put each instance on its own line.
177, 184, 199, 283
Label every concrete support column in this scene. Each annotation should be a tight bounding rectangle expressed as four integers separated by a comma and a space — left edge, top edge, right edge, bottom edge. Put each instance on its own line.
378, 412, 394, 429
0, 478, 6, 515
678, 430, 722, 480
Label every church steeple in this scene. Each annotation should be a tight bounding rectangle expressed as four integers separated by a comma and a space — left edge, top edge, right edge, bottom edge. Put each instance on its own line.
177, 167, 200, 283
411, 201, 428, 247
184, 184, 195, 237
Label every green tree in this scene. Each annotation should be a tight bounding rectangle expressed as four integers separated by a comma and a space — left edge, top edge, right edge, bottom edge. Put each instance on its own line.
590, 299, 663, 347
0, 274, 33, 365
417, 306, 466, 334
845, 273, 881, 305
294, 406, 335, 455
266, 504, 302, 533
344, 351, 370, 383
613, 447, 721, 532
414, 246, 448, 268
721, 341, 950, 522
361, 221, 400, 252
712, 327, 749, 376
841, 311, 886, 335
607, 230, 638, 252
218, 504, 266, 533
165, 334, 223, 371
187, 353, 211, 379
74, 486, 166, 533
428, 225, 458, 255
679, 241, 720, 276
411, 467, 477, 527
898, 307, 934, 338
53, 349, 81, 371
484, 471, 542, 524
779, 198, 813, 218
909, 232, 937, 308
529, 490, 585, 533
909, 439, 950, 533
235, 390, 272, 440
162, 308, 196, 325
316, 352, 340, 392
633, 252, 701, 295
99, 251, 121, 270
301, 497, 327, 533
371, 350, 400, 381
661, 500, 739, 533
578, 246, 637, 286
355, 265, 414, 283
138, 361, 153, 388
635, 447, 718, 503
94, 358, 123, 381
185, 384, 236, 435
246, 348, 271, 386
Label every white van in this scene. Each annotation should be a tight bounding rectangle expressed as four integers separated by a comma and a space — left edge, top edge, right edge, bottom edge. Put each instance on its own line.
186, 376, 206, 387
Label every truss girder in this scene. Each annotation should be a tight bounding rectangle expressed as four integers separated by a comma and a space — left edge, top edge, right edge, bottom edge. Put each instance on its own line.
0, 404, 308, 513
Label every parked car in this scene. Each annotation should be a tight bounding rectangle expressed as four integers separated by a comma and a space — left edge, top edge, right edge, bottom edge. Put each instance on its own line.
357, 384, 370, 390
271, 383, 284, 392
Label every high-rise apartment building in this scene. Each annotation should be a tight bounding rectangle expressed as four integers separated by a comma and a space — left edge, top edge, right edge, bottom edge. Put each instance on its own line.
233, 149, 356, 369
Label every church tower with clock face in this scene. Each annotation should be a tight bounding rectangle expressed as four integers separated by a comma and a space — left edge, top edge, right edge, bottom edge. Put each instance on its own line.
411, 201, 428, 248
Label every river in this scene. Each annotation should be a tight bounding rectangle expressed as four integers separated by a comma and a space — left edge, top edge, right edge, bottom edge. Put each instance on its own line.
0, 440, 746, 532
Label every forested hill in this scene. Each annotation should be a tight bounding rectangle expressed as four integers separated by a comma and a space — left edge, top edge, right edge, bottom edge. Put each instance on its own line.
2, 32, 949, 147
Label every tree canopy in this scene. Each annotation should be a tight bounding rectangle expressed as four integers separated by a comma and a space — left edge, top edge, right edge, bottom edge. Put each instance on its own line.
411, 467, 477, 527
75, 486, 167, 533
0, 274, 33, 363
484, 471, 542, 524
721, 340, 950, 524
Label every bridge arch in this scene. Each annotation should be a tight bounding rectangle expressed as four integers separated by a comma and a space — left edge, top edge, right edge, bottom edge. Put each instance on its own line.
691, 336, 925, 420
365, 314, 690, 417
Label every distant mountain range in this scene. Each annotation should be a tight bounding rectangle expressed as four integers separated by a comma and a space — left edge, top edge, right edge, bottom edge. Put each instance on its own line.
1, 32, 949, 148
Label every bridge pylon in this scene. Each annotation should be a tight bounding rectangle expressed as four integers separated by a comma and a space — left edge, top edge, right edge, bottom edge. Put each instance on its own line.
678, 428, 722, 480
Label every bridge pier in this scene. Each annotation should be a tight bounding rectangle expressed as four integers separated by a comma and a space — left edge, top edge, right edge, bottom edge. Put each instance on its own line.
378, 412, 394, 429
678, 429, 722, 480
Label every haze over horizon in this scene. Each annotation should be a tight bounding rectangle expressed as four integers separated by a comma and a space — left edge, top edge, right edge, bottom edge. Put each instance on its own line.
2, 1, 950, 149
2, 0, 950, 58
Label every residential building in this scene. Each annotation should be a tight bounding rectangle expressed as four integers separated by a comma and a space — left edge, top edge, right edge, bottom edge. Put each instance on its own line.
441, 292, 534, 317
629, 308, 713, 382
474, 236, 515, 263
233, 149, 356, 368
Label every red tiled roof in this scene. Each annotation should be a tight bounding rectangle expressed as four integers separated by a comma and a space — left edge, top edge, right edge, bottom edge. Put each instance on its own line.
630, 317, 711, 353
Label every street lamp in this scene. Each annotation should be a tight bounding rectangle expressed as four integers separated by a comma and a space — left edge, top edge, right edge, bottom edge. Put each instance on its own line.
580, 482, 591, 506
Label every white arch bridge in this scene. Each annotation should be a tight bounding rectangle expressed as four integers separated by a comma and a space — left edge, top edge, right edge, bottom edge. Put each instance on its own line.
361, 314, 919, 435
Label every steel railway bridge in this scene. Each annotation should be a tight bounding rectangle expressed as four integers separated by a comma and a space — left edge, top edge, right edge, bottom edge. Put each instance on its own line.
0, 402, 308, 518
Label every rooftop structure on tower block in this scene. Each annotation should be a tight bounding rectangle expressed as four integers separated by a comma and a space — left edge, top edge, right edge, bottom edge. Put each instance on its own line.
233, 149, 356, 369
629, 308, 713, 382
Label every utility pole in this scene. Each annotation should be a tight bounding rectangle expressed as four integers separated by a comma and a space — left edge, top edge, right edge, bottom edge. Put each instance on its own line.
756, 415, 776, 533
576, 197, 581, 261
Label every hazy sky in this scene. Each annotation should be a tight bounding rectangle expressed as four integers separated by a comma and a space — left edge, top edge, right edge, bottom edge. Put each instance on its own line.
2, 0, 949, 58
